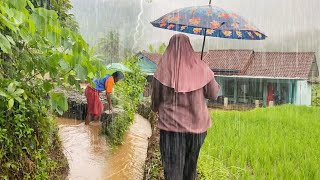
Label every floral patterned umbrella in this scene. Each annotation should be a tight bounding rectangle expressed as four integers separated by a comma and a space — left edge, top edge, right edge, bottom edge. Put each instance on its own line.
151, 2, 267, 59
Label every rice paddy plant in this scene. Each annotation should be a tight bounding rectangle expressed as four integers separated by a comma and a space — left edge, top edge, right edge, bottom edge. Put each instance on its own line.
198, 105, 320, 179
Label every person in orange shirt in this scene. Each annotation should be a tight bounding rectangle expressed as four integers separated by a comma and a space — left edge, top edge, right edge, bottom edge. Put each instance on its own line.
85, 71, 124, 125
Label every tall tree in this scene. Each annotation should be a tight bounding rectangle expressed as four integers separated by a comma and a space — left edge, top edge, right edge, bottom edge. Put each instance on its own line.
96, 30, 120, 63
31, 0, 79, 32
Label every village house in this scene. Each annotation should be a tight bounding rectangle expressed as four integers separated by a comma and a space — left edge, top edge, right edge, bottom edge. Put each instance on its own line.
137, 50, 319, 106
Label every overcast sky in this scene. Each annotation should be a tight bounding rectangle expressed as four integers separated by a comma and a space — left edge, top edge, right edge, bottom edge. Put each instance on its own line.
70, 0, 320, 55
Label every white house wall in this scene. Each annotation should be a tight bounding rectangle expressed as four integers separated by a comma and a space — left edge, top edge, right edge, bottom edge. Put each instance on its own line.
294, 80, 312, 106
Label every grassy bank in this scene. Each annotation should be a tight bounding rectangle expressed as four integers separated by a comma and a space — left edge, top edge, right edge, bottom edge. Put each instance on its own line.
138, 102, 164, 180
198, 105, 320, 179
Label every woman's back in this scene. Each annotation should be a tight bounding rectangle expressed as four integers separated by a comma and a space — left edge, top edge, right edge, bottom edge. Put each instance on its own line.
152, 78, 219, 133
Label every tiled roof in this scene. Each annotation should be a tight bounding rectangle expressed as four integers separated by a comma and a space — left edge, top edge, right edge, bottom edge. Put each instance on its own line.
138, 50, 317, 79
140, 52, 162, 64
245, 52, 316, 79
141, 51, 207, 64
202, 50, 254, 73
195, 51, 208, 60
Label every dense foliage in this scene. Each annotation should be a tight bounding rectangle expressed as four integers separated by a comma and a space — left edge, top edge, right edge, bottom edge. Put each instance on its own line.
103, 56, 146, 146
0, 0, 104, 178
198, 105, 320, 179
31, 0, 79, 31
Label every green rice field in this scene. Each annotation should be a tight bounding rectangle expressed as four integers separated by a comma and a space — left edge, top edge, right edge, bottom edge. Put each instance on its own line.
198, 105, 320, 179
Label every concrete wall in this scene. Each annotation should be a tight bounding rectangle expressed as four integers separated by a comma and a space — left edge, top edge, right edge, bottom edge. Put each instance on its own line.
294, 80, 312, 106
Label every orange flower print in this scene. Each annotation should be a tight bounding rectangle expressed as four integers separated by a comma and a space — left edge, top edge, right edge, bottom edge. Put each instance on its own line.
210, 21, 221, 29
206, 29, 215, 35
160, 16, 168, 23
223, 30, 232, 37
229, 13, 238, 18
218, 13, 229, 18
231, 22, 239, 29
189, 17, 201, 25
160, 23, 167, 27
254, 31, 262, 38
180, 26, 187, 30
167, 24, 175, 29
193, 28, 202, 34
170, 16, 181, 22
248, 32, 255, 39
236, 31, 242, 38
206, 10, 213, 16
244, 24, 255, 30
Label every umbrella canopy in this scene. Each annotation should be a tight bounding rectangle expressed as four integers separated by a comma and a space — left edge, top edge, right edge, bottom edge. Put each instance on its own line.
106, 63, 132, 72
151, 4, 267, 59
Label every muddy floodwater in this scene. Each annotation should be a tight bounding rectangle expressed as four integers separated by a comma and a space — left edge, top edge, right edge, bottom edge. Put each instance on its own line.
57, 114, 152, 180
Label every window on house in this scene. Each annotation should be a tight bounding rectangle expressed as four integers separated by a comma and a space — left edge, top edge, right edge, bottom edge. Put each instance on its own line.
225, 79, 235, 97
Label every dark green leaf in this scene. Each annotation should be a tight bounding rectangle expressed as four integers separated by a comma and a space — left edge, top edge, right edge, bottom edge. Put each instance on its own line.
43, 81, 53, 92
67, 75, 76, 85
8, 0, 26, 10
50, 92, 68, 115
75, 64, 87, 81
0, 32, 11, 53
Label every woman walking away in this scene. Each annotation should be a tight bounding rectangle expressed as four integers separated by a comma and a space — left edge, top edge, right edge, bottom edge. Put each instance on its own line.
151, 34, 220, 180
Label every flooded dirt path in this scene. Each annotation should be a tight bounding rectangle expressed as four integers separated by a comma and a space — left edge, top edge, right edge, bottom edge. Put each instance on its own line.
57, 114, 152, 180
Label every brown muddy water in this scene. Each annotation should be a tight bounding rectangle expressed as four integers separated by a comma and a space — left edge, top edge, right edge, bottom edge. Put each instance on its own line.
57, 114, 152, 180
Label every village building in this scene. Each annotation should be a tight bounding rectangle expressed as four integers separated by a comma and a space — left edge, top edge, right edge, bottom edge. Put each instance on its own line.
137, 50, 319, 106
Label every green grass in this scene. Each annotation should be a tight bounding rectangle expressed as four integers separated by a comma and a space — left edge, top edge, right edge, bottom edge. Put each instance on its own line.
198, 105, 320, 179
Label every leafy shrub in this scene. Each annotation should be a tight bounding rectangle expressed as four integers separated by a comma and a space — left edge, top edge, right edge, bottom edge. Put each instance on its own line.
0, 0, 102, 178
104, 56, 147, 146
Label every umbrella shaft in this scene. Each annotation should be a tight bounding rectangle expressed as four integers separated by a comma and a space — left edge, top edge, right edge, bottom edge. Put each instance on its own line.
201, 30, 207, 60
209, 0, 212, 5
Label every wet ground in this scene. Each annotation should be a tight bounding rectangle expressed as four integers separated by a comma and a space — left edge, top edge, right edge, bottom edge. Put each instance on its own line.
57, 114, 152, 180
